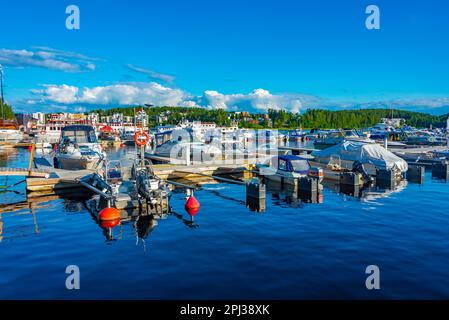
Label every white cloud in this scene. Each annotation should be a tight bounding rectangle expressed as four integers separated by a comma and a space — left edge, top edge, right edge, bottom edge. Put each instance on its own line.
127, 64, 175, 83
0, 47, 98, 72
42, 84, 79, 103
30, 82, 318, 113
26, 80, 449, 115
33, 82, 188, 107
194, 88, 318, 113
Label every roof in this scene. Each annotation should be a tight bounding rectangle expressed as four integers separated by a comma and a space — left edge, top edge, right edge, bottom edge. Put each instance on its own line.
62, 125, 95, 132
100, 125, 114, 132
278, 155, 308, 162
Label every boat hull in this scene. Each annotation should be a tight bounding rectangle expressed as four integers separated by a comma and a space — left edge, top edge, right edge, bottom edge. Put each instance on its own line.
57, 156, 102, 170
0, 130, 23, 142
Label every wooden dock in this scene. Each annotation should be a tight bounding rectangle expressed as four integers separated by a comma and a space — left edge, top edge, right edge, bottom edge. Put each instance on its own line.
26, 168, 97, 192
25, 161, 250, 195
152, 163, 250, 180
0, 167, 49, 178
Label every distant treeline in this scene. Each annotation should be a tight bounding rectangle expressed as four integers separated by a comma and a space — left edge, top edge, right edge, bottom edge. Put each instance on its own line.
91, 106, 232, 126
90, 106, 447, 129
300, 109, 448, 129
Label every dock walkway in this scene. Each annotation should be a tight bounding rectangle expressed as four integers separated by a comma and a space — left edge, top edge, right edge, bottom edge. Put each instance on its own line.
0, 167, 50, 178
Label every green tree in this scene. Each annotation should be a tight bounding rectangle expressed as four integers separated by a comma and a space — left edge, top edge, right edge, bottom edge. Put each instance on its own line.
0, 102, 15, 120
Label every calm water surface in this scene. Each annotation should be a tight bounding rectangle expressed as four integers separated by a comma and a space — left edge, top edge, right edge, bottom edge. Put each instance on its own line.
1, 146, 449, 299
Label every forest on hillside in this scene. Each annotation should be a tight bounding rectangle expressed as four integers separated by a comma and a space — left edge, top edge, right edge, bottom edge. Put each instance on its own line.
90, 106, 448, 129
299, 109, 448, 129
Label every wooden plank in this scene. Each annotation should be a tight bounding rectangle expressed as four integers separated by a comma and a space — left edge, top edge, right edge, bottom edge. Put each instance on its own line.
0, 168, 49, 178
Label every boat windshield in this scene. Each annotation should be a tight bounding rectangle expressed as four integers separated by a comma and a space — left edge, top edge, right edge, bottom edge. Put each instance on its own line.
63, 129, 98, 143
290, 160, 310, 172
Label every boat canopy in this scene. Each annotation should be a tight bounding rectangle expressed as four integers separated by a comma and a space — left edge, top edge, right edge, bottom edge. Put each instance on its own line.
269, 155, 311, 174
312, 140, 408, 172
62, 125, 98, 144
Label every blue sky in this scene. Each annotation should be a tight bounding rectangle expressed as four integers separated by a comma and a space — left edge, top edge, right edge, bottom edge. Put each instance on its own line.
1, 0, 449, 114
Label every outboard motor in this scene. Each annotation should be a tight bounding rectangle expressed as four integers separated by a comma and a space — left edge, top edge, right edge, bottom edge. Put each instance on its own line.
136, 169, 154, 201
352, 161, 373, 184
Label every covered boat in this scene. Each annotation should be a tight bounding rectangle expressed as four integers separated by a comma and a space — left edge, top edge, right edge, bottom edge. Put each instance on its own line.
55, 125, 106, 170
257, 155, 323, 185
312, 140, 408, 174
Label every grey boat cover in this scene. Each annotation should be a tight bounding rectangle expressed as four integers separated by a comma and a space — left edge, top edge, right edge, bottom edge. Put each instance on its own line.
312, 140, 408, 172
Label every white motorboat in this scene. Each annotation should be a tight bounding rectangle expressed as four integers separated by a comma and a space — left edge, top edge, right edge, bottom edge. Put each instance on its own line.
55, 125, 106, 170
257, 155, 311, 184
0, 120, 23, 142
314, 129, 372, 149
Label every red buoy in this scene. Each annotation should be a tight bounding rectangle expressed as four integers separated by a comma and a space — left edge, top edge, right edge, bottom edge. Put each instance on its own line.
99, 207, 120, 221
185, 195, 200, 217
28, 145, 32, 152
100, 218, 120, 229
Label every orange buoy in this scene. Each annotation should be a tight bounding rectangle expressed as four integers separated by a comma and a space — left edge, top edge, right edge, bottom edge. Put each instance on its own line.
100, 218, 120, 229
99, 207, 120, 221
134, 131, 150, 146
185, 195, 200, 217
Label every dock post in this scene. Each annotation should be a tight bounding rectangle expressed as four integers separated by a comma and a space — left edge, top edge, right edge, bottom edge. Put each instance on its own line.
339, 172, 362, 196
28, 143, 36, 176
140, 144, 145, 169
376, 169, 396, 189
407, 164, 425, 184
297, 176, 319, 203
246, 181, 266, 212
431, 161, 449, 181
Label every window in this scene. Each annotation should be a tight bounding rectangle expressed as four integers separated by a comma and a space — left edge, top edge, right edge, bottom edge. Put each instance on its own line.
290, 160, 310, 173
278, 159, 287, 171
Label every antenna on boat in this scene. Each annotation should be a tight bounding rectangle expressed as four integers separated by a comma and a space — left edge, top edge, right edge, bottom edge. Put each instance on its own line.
0, 64, 4, 120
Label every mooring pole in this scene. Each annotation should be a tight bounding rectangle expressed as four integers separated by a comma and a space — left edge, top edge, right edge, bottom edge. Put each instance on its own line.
28, 143, 35, 176
141, 143, 145, 169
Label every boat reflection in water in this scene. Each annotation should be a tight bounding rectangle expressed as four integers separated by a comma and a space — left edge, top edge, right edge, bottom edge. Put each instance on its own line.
0, 147, 18, 165
133, 214, 158, 254
259, 180, 324, 210
246, 196, 266, 212
327, 179, 408, 200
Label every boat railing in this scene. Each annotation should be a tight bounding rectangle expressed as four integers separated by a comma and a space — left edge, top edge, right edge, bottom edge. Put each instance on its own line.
328, 154, 342, 169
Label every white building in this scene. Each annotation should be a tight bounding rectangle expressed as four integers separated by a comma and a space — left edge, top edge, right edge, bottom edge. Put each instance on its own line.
88, 113, 99, 124
32, 112, 46, 125
381, 118, 404, 128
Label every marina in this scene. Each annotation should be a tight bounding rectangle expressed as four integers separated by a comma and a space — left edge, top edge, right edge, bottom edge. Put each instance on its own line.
2, 0, 449, 311
2, 142, 449, 299
2, 86, 449, 300
0, 1, 449, 301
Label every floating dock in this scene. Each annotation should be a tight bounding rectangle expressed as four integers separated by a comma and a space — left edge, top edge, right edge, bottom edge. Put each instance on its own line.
25, 161, 249, 195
